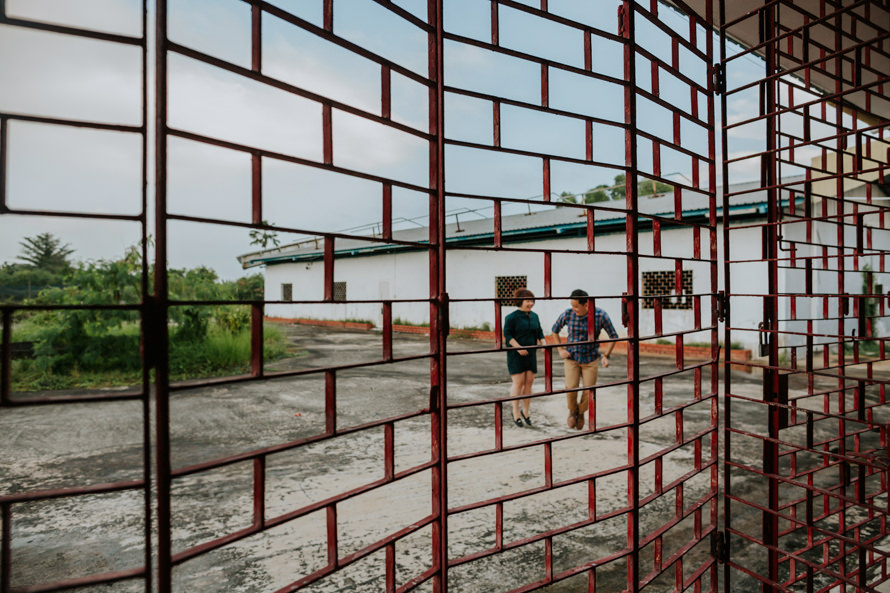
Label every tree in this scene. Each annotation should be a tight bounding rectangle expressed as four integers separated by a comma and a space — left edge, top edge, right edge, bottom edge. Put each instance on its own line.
18, 233, 74, 271
610, 174, 627, 200
583, 188, 609, 203
639, 178, 674, 197
249, 220, 280, 249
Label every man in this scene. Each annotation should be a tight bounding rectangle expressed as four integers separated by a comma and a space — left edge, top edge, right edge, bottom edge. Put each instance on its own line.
551, 289, 619, 430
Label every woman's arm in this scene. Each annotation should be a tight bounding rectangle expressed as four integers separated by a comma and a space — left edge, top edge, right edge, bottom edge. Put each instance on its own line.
503, 314, 528, 355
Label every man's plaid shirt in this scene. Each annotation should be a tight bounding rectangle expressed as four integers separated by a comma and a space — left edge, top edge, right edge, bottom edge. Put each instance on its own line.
551, 307, 619, 364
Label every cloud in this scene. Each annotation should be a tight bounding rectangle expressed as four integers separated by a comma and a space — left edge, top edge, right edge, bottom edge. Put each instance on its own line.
0, 17, 144, 268
5, 0, 142, 37
168, 53, 324, 161
0, 24, 142, 125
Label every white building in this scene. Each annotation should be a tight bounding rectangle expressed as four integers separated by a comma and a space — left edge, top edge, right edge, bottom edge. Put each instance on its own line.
240, 177, 889, 353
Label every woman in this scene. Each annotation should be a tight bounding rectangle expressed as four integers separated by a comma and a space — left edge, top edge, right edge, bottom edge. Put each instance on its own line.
503, 287, 545, 427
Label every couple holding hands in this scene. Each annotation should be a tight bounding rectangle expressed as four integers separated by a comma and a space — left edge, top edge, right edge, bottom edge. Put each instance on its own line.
503, 288, 619, 430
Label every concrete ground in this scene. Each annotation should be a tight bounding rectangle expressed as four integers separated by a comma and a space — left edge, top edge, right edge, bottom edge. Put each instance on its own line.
1, 324, 888, 592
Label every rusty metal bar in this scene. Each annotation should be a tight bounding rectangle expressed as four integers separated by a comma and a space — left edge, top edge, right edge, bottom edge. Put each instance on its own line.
324, 236, 335, 302
250, 303, 263, 377
1, 502, 9, 593
383, 301, 393, 361
251, 3, 261, 72
1, 309, 9, 406
622, 4, 642, 592
155, 0, 172, 590
431, 1, 447, 590
0, 116, 6, 214
251, 154, 262, 225
382, 183, 392, 240
252, 456, 265, 530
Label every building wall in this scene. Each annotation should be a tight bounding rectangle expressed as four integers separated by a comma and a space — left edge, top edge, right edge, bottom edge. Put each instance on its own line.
262, 223, 780, 352
777, 200, 887, 350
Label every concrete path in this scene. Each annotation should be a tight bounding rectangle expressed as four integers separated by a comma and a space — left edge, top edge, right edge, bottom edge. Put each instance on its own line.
2, 324, 885, 592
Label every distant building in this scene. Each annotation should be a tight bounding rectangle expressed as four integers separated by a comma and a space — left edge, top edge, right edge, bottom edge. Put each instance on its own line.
239, 177, 889, 353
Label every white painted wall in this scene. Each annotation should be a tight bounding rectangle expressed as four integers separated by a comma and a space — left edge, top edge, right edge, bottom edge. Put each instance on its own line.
260, 222, 778, 352
259, 198, 890, 354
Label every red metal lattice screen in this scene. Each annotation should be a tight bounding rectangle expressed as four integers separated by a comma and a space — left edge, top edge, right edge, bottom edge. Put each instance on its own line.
441, 0, 719, 591
721, 0, 890, 591
0, 0, 719, 591
0, 2, 151, 592
3, 0, 889, 592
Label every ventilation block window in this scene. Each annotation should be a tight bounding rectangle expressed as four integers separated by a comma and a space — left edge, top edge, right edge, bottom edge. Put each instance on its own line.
281, 283, 293, 301
333, 281, 347, 302
495, 275, 528, 306
642, 270, 693, 310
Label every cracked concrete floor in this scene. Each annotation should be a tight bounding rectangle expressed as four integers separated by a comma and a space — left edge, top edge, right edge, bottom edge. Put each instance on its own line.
1, 323, 860, 592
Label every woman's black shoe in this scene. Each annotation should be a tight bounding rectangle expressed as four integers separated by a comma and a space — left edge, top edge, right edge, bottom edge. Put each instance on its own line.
521, 411, 532, 426
514, 417, 524, 427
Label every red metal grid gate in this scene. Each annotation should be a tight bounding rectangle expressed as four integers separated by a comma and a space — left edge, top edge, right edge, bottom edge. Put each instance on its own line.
0, 0, 888, 592
720, 0, 890, 591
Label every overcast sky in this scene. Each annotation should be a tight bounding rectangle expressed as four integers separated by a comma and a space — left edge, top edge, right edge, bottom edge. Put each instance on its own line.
0, 0, 778, 279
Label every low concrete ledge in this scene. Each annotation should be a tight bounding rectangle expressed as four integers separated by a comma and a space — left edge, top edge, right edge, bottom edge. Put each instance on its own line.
268, 317, 753, 369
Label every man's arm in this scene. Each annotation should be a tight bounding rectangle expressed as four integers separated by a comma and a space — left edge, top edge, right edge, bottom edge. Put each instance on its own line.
600, 311, 619, 358
551, 312, 571, 359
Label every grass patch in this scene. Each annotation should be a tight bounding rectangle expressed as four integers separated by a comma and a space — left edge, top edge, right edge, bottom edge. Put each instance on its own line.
393, 317, 430, 327
10, 324, 289, 391
344, 318, 375, 326
455, 323, 492, 332
844, 341, 881, 357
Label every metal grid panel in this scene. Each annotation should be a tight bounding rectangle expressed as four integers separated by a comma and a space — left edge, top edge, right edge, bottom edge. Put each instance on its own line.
154, 1, 441, 592
442, 0, 719, 591
0, 3, 151, 592
721, 1, 890, 591
0, 1, 721, 592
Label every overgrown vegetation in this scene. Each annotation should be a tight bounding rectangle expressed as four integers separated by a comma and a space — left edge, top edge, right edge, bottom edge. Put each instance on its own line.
560, 174, 673, 204
455, 323, 492, 332
393, 317, 430, 327
4, 235, 283, 391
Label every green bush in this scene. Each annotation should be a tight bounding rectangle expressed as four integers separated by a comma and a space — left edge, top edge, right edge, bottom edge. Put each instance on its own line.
6, 243, 277, 391
214, 306, 251, 334
11, 324, 288, 390
169, 324, 287, 379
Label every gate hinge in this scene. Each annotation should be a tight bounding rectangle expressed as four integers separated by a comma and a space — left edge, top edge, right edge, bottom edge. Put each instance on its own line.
712, 530, 729, 564
716, 290, 728, 323
141, 296, 164, 370
711, 64, 726, 95
438, 291, 450, 334
621, 292, 630, 328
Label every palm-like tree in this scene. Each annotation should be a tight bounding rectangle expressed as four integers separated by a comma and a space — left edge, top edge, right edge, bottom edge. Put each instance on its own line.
18, 233, 74, 270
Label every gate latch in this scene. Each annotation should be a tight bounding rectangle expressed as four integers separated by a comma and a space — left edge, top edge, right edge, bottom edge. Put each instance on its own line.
712, 530, 729, 564
716, 291, 728, 323
621, 292, 629, 328
711, 64, 726, 94
759, 321, 769, 357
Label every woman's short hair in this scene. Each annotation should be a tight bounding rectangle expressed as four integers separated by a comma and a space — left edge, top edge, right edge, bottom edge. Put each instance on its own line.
513, 287, 535, 306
